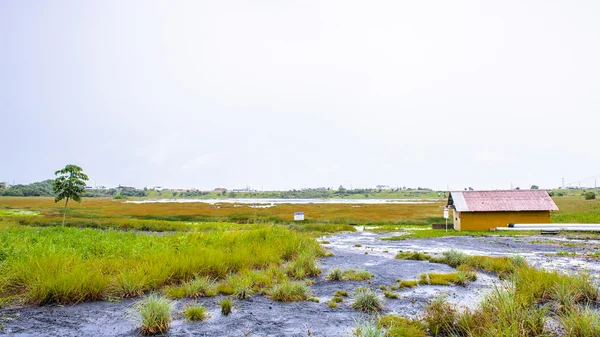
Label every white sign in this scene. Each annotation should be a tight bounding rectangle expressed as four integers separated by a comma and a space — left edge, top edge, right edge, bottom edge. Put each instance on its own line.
443, 208, 449, 219
294, 212, 305, 221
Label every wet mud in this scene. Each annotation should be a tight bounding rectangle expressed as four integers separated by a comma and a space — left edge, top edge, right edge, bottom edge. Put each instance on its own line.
2, 231, 599, 336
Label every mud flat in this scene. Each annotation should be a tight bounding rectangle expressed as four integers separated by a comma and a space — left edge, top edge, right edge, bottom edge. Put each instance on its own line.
2, 231, 599, 336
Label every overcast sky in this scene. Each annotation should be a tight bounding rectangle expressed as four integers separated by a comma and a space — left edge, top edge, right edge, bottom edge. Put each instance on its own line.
1, 1, 599, 191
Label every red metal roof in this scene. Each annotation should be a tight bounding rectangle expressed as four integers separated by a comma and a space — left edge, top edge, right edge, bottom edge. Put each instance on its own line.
448, 190, 558, 212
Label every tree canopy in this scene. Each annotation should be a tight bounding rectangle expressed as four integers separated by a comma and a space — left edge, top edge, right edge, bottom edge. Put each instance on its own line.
53, 164, 89, 204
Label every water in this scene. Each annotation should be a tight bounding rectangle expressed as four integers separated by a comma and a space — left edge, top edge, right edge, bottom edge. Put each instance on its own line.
125, 198, 441, 205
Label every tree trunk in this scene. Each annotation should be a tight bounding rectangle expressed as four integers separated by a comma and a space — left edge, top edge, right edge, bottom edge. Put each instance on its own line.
62, 197, 69, 227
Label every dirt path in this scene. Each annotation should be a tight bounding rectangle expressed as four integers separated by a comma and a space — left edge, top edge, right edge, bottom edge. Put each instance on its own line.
1, 231, 597, 336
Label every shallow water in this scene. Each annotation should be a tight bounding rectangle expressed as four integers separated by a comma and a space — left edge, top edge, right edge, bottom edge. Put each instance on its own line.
125, 198, 440, 205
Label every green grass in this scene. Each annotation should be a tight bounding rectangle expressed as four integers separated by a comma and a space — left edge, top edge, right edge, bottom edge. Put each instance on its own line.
342, 269, 374, 281
163, 276, 216, 299
351, 287, 382, 313
0, 222, 323, 305
383, 290, 399, 298
418, 272, 475, 286
0, 209, 40, 217
182, 304, 208, 321
351, 318, 386, 337
383, 229, 537, 240
326, 268, 373, 281
327, 268, 344, 281
560, 307, 600, 337
269, 281, 311, 302
395, 250, 431, 260
397, 279, 418, 289
220, 298, 233, 315
331, 296, 344, 303
335, 290, 348, 297
378, 314, 426, 337
556, 250, 577, 257
422, 266, 600, 337
135, 295, 173, 335
396, 249, 523, 279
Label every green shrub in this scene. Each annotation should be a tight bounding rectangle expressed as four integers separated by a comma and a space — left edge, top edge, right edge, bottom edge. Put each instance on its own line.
584, 192, 596, 200
136, 295, 173, 335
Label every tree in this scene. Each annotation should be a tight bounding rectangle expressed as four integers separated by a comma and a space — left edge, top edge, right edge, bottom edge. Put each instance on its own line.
530, 185, 539, 190
584, 192, 596, 200
53, 164, 89, 226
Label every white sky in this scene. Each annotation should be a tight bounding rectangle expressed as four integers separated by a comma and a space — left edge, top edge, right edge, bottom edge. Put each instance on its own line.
1, 0, 599, 190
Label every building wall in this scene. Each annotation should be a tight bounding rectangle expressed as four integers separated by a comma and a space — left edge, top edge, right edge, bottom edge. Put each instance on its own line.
455, 211, 551, 231
452, 209, 461, 230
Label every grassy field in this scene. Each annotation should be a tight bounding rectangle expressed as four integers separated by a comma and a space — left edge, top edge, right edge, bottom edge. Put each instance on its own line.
0, 197, 447, 226
0, 220, 325, 306
2, 195, 596, 227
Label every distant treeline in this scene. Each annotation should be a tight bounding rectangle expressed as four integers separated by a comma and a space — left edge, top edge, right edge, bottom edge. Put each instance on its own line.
0, 180, 437, 199
0, 179, 54, 197
0, 179, 119, 198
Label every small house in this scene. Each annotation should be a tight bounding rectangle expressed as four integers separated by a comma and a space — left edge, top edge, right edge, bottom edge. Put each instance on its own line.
447, 190, 558, 231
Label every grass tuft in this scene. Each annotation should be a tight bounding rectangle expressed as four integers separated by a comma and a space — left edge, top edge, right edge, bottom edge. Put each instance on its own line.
182, 304, 208, 321
343, 269, 374, 281
561, 307, 600, 337
327, 268, 344, 281
220, 298, 233, 315
335, 290, 348, 297
136, 294, 173, 335
395, 250, 431, 261
351, 318, 385, 337
270, 281, 311, 302
378, 314, 426, 337
351, 287, 382, 313
383, 290, 399, 299
397, 279, 418, 289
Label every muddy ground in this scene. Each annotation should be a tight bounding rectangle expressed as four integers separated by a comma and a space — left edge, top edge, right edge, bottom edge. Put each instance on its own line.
2, 231, 600, 337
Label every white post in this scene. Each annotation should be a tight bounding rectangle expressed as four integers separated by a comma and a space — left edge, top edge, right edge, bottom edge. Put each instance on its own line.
443, 207, 449, 232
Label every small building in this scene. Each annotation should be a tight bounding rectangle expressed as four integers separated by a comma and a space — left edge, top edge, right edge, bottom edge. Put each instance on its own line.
447, 190, 558, 231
